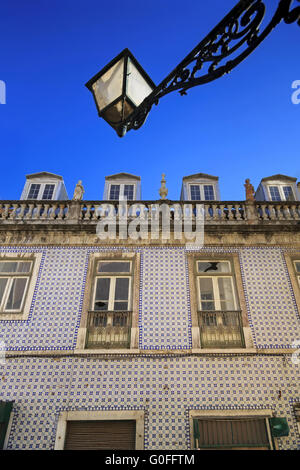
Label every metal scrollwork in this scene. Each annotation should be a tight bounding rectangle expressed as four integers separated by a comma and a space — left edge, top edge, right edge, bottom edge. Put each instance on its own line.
121, 0, 299, 135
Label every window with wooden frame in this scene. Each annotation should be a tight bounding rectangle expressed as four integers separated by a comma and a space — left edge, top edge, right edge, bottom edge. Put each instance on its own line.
0, 255, 42, 320
189, 184, 215, 201
0, 260, 33, 313
192, 415, 274, 450
188, 254, 250, 349
267, 184, 295, 202
77, 253, 139, 351
284, 254, 300, 317
108, 183, 135, 201
27, 183, 56, 200
294, 260, 300, 287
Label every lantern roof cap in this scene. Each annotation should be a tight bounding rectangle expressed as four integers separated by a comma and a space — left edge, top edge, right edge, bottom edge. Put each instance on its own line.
85, 48, 156, 91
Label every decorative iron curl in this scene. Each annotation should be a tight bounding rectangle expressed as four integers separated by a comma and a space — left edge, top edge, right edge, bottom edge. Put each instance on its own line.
119, 0, 300, 136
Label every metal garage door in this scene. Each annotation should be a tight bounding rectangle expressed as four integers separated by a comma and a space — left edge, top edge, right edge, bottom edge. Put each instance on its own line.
64, 420, 136, 450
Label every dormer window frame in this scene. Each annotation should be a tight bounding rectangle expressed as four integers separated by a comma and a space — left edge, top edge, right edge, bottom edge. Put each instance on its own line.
26, 182, 58, 201
107, 182, 136, 201
266, 183, 295, 202
188, 183, 216, 201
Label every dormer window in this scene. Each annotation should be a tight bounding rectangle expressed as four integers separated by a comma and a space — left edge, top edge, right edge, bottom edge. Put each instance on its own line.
104, 173, 141, 201
27, 183, 56, 200
181, 173, 219, 202
108, 183, 135, 201
268, 185, 295, 202
190, 184, 215, 201
21, 172, 68, 201
255, 175, 299, 202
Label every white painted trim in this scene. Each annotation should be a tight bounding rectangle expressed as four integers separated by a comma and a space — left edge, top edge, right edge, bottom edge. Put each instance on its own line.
107, 182, 137, 201
54, 410, 145, 450
188, 183, 216, 201
0, 253, 42, 321
26, 182, 58, 201
267, 183, 295, 202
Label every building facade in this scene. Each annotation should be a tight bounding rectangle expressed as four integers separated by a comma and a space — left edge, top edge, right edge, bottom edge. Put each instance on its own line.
0, 172, 299, 450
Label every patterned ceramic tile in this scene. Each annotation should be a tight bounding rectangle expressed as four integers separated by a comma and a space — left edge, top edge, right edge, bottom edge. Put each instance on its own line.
1, 355, 299, 450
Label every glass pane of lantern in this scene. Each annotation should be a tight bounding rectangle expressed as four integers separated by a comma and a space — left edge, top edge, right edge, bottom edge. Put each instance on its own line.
126, 58, 153, 107
102, 98, 134, 124
92, 58, 124, 111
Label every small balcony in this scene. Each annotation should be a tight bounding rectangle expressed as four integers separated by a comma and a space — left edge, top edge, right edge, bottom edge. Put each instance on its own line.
86, 311, 132, 349
198, 310, 245, 349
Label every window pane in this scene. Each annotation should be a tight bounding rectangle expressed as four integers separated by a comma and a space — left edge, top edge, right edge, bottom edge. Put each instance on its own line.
0, 261, 31, 273
199, 278, 215, 310
0, 262, 18, 273
124, 185, 134, 200
283, 186, 295, 201
269, 186, 281, 201
295, 262, 300, 273
114, 278, 129, 310
16, 262, 32, 273
109, 185, 120, 200
218, 278, 235, 310
94, 278, 110, 310
190, 185, 201, 201
98, 262, 130, 273
42, 184, 55, 200
114, 278, 129, 300
27, 184, 40, 199
198, 261, 230, 273
0, 278, 8, 305
5, 278, 27, 310
204, 185, 215, 201
114, 301, 128, 311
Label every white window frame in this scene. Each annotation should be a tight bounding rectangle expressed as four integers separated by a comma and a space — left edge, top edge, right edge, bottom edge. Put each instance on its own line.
267, 184, 295, 202
54, 410, 145, 450
294, 260, 300, 288
189, 409, 275, 450
196, 260, 238, 311
26, 182, 57, 200
0, 253, 42, 321
188, 183, 215, 201
108, 183, 136, 201
0, 274, 30, 313
92, 261, 132, 312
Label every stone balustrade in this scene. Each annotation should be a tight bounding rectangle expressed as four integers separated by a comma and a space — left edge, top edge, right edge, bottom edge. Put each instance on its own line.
0, 200, 299, 225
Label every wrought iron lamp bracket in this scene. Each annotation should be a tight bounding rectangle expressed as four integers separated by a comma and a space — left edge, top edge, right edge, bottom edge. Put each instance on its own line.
116, 0, 300, 137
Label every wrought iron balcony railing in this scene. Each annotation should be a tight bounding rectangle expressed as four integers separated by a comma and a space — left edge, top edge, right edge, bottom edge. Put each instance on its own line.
86, 311, 132, 349
198, 310, 245, 349
0, 200, 299, 225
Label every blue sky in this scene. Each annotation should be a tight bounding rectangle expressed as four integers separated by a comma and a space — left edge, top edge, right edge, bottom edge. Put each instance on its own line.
0, 0, 299, 201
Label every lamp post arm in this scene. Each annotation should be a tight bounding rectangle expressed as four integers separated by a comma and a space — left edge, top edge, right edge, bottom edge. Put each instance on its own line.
117, 0, 300, 136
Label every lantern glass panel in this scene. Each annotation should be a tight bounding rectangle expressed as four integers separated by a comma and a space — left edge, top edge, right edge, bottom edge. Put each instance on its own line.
92, 58, 124, 111
102, 98, 134, 124
126, 58, 154, 106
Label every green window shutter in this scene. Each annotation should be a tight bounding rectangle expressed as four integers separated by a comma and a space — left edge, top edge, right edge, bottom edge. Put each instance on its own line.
269, 417, 290, 437
193, 419, 200, 449
0, 401, 13, 449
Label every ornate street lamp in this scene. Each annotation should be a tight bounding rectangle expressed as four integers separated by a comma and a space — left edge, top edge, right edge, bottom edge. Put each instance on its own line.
86, 0, 300, 137
85, 49, 156, 137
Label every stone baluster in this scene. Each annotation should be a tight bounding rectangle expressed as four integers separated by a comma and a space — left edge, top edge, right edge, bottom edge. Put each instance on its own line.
24, 204, 34, 219
246, 201, 258, 224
